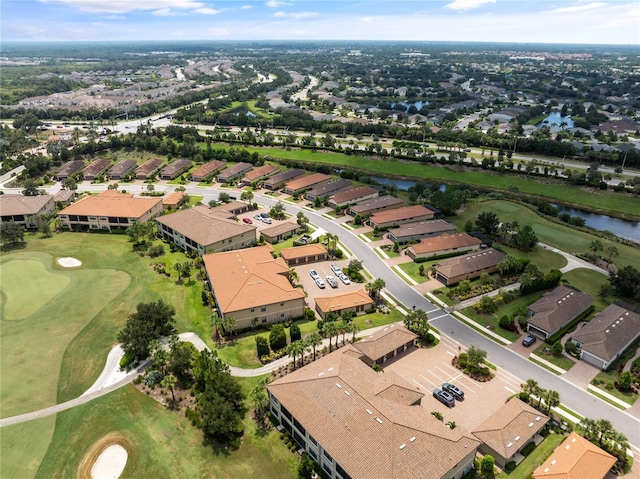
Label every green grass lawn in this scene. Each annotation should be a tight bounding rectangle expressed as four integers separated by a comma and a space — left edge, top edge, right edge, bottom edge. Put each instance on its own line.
591, 336, 640, 406
497, 244, 567, 273
451, 200, 640, 269
27, 385, 297, 479
532, 343, 576, 372
561, 269, 609, 312
497, 432, 566, 479
397, 261, 429, 284
0, 232, 212, 417
207, 145, 640, 218
0, 415, 57, 479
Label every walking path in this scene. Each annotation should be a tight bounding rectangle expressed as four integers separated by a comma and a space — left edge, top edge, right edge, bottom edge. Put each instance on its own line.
539, 242, 608, 275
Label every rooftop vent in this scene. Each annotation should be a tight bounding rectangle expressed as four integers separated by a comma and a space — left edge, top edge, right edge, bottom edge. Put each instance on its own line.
507, 442, 513, 448
551, 460, 556, 466
345, 391, 351, 396
366, 409, 373, 415
376, 418, 383, 424
529, 422, 534, 427
515, 436, 520, 441
399, 444, 406, 450
318, 372, 324, 377
536, 416, 541, 421
336, 383, 342, 389
410, 437, 416, 442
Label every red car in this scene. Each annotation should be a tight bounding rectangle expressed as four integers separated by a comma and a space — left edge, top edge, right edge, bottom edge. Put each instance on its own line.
242, 217, 253, 224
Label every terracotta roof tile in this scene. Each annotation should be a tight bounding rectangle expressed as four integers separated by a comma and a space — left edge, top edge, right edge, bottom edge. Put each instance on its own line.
528, 286, 593, 335
410, 233, 481, 255
314, 290, 374, 314
284, 173, 330, 191
59, 191, 162, 218
280, 243, 327, 260
353, 324, 417, 362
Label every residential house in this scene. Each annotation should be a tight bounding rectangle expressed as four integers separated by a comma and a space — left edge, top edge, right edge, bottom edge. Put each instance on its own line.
53, 189, 75, 206
263, 168, 305, 190
532, 432, 616, 479
472, 398, 549, 468
54, 160, 84, 181
242, 164, 279, 185
82, 158, 111, 181
203, 245, 305, 331
156, 204, 256, 255
162, 192, 186, 211
217, 162, 253, 184
352, 323, 417, 367
348, 195, 404, 217
406, 233, 483, 260
267, 344, 479, 479
0, 194, 55, 229
526, 286, 593, 340
58, 191, 163, 231
571, 304, 640, 370
108, 159, 137, 180
387, 219, 457, 244
328, 186, 379, 208
369, 205, 436, 229
211, 200, 251, 216
283, 173, 330, 196
261, 222, 301, 244
190, 160, 226, 182
304, 179, 352, 202
160, 159, 191, 180
315, 289, 374, 320
435, 248, 506, 286
280, 243, 328, 266
135, 158, 164, 180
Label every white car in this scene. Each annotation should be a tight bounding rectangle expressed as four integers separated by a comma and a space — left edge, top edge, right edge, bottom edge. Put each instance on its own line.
326, 275, 338, 288
338, 273, 351, 285
330, 263, 343, 275
315, 278, 326, 289
263, 217, 272, 224
309, 269, 320, 280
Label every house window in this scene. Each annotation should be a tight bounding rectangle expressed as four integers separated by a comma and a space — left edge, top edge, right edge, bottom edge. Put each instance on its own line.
100, 217, 107, 221
280, 302, 285, 306
261, 306, 267, 312
280, 313, 285, 318
250, 308, 255, 313
90, 224, 98, 229
261, 317, 267, 323
89, 216, 97, 220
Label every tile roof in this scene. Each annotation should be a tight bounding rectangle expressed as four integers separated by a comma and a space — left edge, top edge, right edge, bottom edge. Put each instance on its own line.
528, 286, 593, 335
156, 205, 256, 248
571, 304, 640, 362
217, 162, 252, 180
472, 398, 549, 459
108, 159, 137, 176
280, 243, 327, 260
243, 164, 278, 182
390, 219, 456, 239
370, 205, 435, 224
82, 158, 111, 177
410, 233, 481, 255
284, 173, 330, 191
162, 192, 185, 207
56, 160, 84, 177
260, 221, 300, 237
203, 245, 305, 314
59, 191, 162, 218
532, 432, 616, 479
264, 168, 305, 187
268, 346, 480, 479
53, 190, 74, 202
352, 323, 417, 362
161, 159, 191, 176
349, 195, 404, 214
436, 248, 506, 278
314, 289, 374, 315
0, 194, 53, 215
306, 178, 352, 197
190, 160, 226, 179
135, 158, 164, 175
330, 186, 379, 205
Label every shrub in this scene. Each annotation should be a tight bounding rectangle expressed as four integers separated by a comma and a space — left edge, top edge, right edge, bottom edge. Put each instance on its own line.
458, 352, 468, 368
505, 461, 516, 473
552, 340, 563, 356
499, 315, 516, 332
520, 441, 536, 457
269, 324, 287, 351
290, 324, 302, 342
565, 340, 579, 356
425, 333, 436, 344
618, 371, 632, 391
143, 370, 164, 387
147, 244, 165, 257
119, 351, 135, 370
256, 335, 270, 358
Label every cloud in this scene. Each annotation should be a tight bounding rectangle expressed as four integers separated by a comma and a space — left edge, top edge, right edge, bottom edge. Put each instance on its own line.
152, 8, 177, 16
193, 7, 222, 15
240, 5, 253, 9
39, 0, 206, 14
444, 0, 496, 11
273, 11, 316, 19
265, 0, 291, 8
549, 2, 606, 14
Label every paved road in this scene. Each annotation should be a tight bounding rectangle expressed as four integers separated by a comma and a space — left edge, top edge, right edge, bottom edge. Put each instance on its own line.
2, 182, 638, 449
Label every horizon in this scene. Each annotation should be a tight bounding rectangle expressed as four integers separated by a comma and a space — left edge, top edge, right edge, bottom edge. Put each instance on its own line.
2, 0, 639, 45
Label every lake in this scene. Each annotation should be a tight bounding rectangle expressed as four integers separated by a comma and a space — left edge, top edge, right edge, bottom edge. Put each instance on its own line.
370, 176, 445, 192
537, 112, 574, 128
553, 205, 640, 242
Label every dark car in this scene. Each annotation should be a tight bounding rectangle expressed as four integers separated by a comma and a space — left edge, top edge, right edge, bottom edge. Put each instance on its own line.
442, 382, 464, 401
522, 335, 537, 347
433, 388, 455, 408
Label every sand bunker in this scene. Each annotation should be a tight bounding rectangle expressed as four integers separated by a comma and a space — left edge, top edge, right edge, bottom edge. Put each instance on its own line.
57, 257, 82, 268
90, 444, 128, 479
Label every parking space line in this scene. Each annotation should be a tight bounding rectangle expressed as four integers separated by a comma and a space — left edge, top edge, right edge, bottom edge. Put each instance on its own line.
418, 374, 438, 389
504, 386, 517, 394
414, 379, 433, 392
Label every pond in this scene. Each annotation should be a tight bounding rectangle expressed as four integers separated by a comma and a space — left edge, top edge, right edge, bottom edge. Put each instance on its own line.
553, 204, 640, 242
370, 176, 446, 192
537, 112, 574, 128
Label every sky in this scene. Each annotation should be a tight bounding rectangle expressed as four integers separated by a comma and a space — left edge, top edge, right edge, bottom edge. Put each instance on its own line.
1, 0, 639, 45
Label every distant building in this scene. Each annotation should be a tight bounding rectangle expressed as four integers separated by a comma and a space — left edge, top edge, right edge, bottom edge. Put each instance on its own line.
53, 189, 75, 206
108, 159, 137, 180
369, 205, 436, 229
217, 162, 253, 184
203, 245, 306, 331
82, 158, 111, 181
328, 186, 379, 208
315, 289, 374, 319
348, 195, 404, 217
263, 168, 305, 191
242, 164, 279, 185
387, 219, 457, 244
352, 323, 417, 367
526, 286, 593, 340
283, 173, 331, 196
571, 304, 640, 370
160, 159, 191, 180
304, 179, 352, 201
280, 243, 328, 266
260, 221, 301, 244
190, 160, 226, 182
135, 158, 164, 180
54, 160, 84, 181
0, 195, 55, 229
58, 191, 163, 231
435, 248, 506, 286
162, 192, 186, 212
406, 233, 483, 260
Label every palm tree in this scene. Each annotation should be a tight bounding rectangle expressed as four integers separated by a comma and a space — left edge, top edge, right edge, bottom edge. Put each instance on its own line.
325, 232, 339, 256
347, 323, 360, 343
249, 377, 271, 423
307, 333, 323, 361
366, 278, 386, 301
161, 373, 177, 402
537, 387, 546, 410
595, 419, 614, 447
324, 322, 338, 352
545, 389, 560, 414
289, 268, 299, 287
522, 379, 540, 403
287, 340, 306, 370
221, 316, 236, 337
209, 313, 223, 342
580, 417, 598, 440
605, 245, 619, 266
589, 239, 603, 257
446, 421, 457, 429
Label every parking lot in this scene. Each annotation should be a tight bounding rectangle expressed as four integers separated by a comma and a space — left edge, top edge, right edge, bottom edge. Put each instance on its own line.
385, 334, 524, 432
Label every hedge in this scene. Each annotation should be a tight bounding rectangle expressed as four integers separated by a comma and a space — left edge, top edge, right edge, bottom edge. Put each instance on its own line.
546, 304, 595, 344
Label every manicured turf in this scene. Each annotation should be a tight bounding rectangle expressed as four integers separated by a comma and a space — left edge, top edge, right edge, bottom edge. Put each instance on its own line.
397, 262, 429, 284
451, 200, 640, 269
30, 385, 297, 479
562, 269, 609, 312
1, 256, 70, 320
0, 415, 57, 479
0, 232, 212, 418
0, 251, 130, 418
497, 432, 566, 479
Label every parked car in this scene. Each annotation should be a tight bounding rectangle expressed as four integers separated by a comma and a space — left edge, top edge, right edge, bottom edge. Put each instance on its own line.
242, 217, 253, 224
253, 214, 262, 220
309, 269, 320, 280
522, 335, 537, 347
326, 275, 338, 288
331, 263, 343, 275
260, 212, 270, 219
338, 273, 351, 285
442, 382, 464, 400
433, 388, 455, 408
315, 278, 326, 289
263, 217, 272, 224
